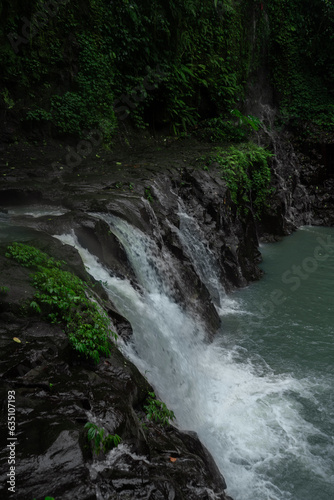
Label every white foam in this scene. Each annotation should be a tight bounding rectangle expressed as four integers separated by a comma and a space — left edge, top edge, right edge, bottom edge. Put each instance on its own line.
54, 225, 332, 500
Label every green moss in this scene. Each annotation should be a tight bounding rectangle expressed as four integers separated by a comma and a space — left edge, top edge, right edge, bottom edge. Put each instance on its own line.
6, 242, 116, 363
211, 142, 273, 219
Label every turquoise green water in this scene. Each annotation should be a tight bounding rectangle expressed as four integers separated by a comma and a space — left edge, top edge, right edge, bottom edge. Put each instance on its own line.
222, 226, 334, 499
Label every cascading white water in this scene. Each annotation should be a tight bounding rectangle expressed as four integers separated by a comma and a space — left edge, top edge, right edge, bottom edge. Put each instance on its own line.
55, 216, 333, 500
176, 211, 224, 305
172, 209, 240, 316
254, 101, 312, 227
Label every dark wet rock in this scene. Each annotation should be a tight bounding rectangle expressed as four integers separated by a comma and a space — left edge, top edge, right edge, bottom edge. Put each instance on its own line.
0, 189, 43, 207
257, 131, 334, 238
178, 168, 262, 289
0, 241, 231, 500
0, 256, 35, 317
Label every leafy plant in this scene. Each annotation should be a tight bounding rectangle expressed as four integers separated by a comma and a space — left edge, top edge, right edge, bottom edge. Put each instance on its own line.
26, 108, 53, 122
197, 110, 262, 143
0, 285, 9, 294
196, 117, 247, 143
84, 422, 121, 455
144, 187, 154, 203
0, 0, 254, 138
230, 109, 262, 132
6, 243, 117, 363
144, 392, 175, 426
1, 89, 15, 109
211, 142, 273, 218
5, 243, 61, 268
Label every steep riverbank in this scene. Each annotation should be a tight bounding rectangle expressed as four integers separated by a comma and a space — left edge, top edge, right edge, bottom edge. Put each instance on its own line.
0, 130, 333, 499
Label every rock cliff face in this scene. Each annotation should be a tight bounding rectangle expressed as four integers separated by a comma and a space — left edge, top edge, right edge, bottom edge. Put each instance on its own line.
0, 132, 332, 499
259, 130, 334, 237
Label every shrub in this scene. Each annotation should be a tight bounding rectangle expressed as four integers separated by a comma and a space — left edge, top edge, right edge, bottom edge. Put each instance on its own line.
211, 142, 273, 218
6, 243, 116, 363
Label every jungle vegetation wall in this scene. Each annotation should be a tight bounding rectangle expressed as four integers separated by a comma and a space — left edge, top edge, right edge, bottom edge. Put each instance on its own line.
0, 0, 334, 141
267, 0, 334, 140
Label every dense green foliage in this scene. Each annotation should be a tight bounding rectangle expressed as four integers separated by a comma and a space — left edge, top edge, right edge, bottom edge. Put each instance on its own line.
5, 242, 116, 363
196, 109, 262, 142
267, 0, 334, 132
0, 0, 255, 138
210, 142, 273, 218
1, 0, 333, 139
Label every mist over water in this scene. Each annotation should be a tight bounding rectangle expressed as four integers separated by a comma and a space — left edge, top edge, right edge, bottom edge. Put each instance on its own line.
56, 222, 334, 500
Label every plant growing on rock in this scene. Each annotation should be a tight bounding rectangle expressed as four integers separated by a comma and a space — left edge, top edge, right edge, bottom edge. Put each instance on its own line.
144, 392, 175, 426
85, 422, 122, 455
5, 243, 117, 363
211, 142, 273, 218
145, 186, 154, 203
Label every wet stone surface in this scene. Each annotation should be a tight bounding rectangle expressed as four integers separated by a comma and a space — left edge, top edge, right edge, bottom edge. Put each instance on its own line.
0, 238, 231, 500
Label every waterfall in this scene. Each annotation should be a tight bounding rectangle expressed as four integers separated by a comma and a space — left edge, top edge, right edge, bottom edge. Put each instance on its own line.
244, 14, 312, 230
53, 212, 330, 500
258, 103, 312, 228
170, 208, 239, 316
